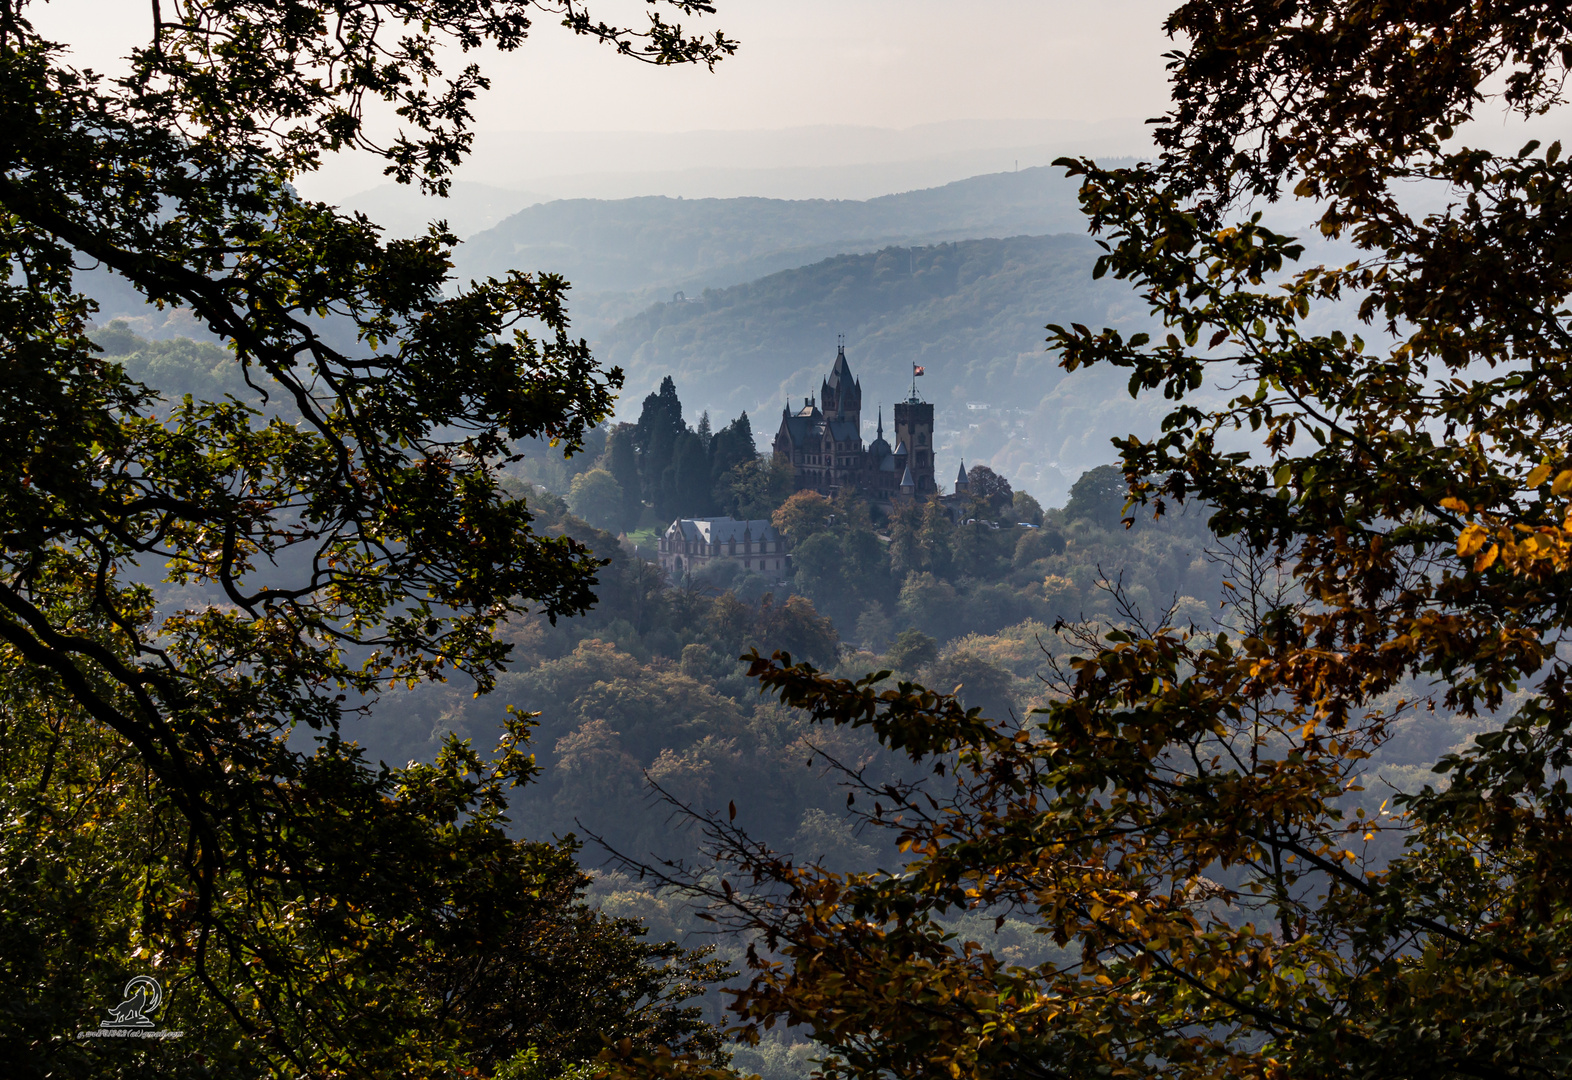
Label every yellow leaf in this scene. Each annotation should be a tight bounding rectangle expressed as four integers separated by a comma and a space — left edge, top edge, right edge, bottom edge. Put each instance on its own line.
1527, 464, 1553, 487
1457, 525, 1489, 557
1555, 469, 1572, 496
1474, 544, 1499, 573
1438, 496, 1470, 513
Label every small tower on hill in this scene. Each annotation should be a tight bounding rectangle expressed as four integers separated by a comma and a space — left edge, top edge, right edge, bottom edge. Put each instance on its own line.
893, 386, 935, 496
954, 461, 970, 495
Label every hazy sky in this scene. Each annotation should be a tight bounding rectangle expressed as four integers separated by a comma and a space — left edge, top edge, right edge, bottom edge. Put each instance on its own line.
29, 2, 1572, 202
33, 1, 1179, 195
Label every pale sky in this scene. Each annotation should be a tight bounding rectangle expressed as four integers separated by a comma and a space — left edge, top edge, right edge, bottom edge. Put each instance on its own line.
30, 2, 1572, 204
32, 1, 1180, 196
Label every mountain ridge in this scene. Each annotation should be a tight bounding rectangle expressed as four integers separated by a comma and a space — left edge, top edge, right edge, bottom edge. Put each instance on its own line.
454, 165, 1105, 303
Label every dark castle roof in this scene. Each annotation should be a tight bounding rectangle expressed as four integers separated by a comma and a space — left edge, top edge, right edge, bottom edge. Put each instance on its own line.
821, 344, 862, 415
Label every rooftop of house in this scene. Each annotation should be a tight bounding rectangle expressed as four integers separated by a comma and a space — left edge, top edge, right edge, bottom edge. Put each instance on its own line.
664, 517, 783, 545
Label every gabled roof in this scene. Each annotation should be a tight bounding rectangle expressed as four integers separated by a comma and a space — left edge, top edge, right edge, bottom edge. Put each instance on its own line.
827, 419, 861, 441
779, 414, 818, 446
667, 517, 782, 545
899, 464, 916, 489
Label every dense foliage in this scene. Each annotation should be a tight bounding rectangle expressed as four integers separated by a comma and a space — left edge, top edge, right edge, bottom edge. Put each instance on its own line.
604, 5, 1572, 1080
0, 1, 737, 1074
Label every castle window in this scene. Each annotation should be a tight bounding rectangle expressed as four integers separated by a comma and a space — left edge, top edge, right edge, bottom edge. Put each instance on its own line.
918, 433, 927, 446
918, 451, 928, 465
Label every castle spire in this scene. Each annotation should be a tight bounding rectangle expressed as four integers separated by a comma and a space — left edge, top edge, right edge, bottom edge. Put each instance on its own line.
876, 405, 883, 438
822, 339, 861, 417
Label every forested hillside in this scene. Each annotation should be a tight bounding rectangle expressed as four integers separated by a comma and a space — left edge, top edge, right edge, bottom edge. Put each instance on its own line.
90, 328, 1468, 881
84, 327, 1492, 1078
21, 3, 1567, 1077
457, 165, 1090, 295
597, 234, 1168, 503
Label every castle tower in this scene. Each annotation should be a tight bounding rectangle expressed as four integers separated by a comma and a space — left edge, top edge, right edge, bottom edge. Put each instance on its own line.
954, 460, 970, 494
893, 399, 936, 495
820, 341, 863, 423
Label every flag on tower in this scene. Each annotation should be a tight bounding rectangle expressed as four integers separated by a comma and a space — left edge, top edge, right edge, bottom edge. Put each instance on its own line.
913, 365, 925, 376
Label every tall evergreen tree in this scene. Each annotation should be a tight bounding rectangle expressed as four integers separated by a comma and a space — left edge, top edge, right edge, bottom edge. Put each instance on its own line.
660, 429, 713, 521
709, 412, 757, 517
634, 377, 685, 504
602, 422, 644, 532
710, 412, 756, 492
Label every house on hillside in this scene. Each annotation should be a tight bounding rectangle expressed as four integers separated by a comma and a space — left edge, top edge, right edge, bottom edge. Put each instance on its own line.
658, 517, 790, 580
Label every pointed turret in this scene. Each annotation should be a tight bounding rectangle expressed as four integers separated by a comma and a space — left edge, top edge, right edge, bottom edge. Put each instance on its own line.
821, 342, 863, 417
954, 461, 970, 493
899, 463, 916, 495
869, 404, 891, 458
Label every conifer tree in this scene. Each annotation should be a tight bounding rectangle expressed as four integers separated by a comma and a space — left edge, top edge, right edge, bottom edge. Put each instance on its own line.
603, 422, 644, 532
636, 376, 687, 504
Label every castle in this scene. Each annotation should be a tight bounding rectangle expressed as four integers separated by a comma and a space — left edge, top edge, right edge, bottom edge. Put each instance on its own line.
772, 344, 940, 506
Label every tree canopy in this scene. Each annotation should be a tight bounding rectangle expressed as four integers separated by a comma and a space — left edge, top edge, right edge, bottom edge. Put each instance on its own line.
611, 6, 1572, 1080
0, 0, 734, 1073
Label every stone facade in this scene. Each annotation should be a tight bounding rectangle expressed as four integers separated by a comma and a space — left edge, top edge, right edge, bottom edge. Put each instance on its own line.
658, 517, 789, 579
771, 345, 937, 505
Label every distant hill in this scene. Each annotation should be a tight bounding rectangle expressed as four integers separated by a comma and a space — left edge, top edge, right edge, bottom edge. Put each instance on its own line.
83, 165, 1107, 341
337, 180, 549, 240
454, 165, 1100, 304
595, 234, 1176, 505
